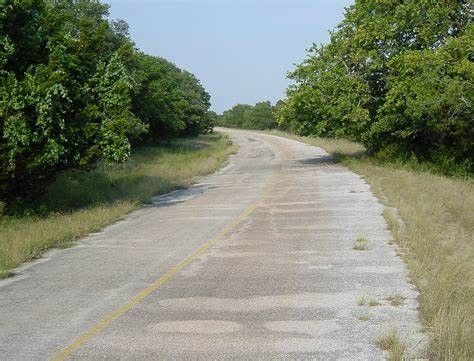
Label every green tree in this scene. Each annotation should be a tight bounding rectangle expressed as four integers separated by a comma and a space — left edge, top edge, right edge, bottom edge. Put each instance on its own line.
279, 0, 473, 175
217, 101, 278, 130
0, 0, 145, 203
131, 53, 212, 140
245, 101, 276, 129
371, 25, 474, 173
218, 104, 252, 128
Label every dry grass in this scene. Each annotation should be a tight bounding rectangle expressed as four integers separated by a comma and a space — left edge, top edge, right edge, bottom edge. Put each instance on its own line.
272, 131, 474, 360
387, 294, 406, 307
378, 330, 407, 361
369, 299, 382, 307
357, 297, 367, 306
267, 130, 366, 158
353, 237, 370, 251
348, 160, 473, 360
0, 134, 235, 278
358, 296, 381, 307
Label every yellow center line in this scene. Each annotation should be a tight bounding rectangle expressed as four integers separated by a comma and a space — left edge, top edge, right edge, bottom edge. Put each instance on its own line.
50, 161, 281, 361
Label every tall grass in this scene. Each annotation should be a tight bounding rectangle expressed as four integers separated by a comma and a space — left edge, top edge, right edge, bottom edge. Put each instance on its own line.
273, 131, 473, 360
0, 134, 234, 278
352, 161, 474, 360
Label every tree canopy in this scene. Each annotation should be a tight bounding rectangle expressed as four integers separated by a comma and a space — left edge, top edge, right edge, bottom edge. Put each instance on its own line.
277, 0, 473, 175
0, 0, 214, 206
217, 101, 278, 130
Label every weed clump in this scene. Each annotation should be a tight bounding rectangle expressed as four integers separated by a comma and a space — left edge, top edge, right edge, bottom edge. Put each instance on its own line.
378, 330, 406, 361
353, 237, 369, 251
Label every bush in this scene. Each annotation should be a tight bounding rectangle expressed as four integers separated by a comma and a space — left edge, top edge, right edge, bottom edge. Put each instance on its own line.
278, 0, 473, 175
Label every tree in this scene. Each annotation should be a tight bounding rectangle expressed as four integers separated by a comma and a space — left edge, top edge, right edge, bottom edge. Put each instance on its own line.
217, 101, 278, 130
0, 0, 144, 203
0, 0, 214, 207
278, 0, 473, 175
131, 53, 212, 140
371, 25, 474, 173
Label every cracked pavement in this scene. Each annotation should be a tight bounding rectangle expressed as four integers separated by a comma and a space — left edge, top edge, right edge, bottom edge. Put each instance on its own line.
0, 129, 424, 360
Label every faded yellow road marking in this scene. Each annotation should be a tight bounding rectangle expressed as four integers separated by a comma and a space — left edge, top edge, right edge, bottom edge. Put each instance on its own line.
50, 164, 280, 361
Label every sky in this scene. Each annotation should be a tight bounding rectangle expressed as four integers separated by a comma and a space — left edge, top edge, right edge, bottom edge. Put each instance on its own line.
106, 0, 353, 113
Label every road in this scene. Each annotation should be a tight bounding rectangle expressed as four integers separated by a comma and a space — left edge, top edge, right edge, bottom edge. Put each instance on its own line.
0, 129, 424, 360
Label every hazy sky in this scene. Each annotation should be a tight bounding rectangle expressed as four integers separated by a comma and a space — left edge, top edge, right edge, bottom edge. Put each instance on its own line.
106, 0, 353, 112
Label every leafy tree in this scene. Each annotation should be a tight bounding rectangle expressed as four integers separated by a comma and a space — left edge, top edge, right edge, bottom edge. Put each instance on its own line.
371, 25, 474, 173
206, 110, 219, 130
217, 101, 278, 130
94, 53, 147, 162
131, 53, 212, 140
277, 42, 371, 138
278, 0, 473, 175
218, 104, 252, 128
132, 54, 188, 139
246, 101, 277, 129
0, 0, 140, 204
178, 70, 213, 136
0, 0, 214, 207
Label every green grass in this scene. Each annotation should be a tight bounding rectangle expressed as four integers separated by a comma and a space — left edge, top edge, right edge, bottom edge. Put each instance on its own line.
271, 130, 474, 360
0, 134, 235, 278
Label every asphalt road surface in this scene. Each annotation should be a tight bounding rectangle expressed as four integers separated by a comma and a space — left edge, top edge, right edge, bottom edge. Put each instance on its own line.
0, 129, 424, 360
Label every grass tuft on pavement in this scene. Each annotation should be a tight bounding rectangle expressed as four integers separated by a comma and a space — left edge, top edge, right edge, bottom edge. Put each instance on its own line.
0, 134, 235, 278
387, 294, 406, 307
270, 130, 473, 360
378, 329, 407, 361
353, 237, 369, 251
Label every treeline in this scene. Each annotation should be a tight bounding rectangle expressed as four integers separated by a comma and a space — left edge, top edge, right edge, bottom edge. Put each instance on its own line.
216, 101, 279, 130
277, 0, 473, 176
0, 0, 213, 207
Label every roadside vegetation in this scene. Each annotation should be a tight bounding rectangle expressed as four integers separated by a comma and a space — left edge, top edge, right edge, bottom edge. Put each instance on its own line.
378, 330, 406, 361
2, 0, 472, 357
219, 3, 473, 354
216, 101, 280, 130
0, 134, 234, 278
0, 0, 226, 276
353, 237, 369, 251
276, 0, 472, 177
1, 0, 214, 210
270, 130, 473, 360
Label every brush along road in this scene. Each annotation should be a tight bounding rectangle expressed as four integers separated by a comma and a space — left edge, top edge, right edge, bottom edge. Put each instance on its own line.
0, 129, 425, 360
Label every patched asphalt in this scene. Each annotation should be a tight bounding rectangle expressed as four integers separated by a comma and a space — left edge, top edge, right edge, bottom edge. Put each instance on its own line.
0, 129, 425, 360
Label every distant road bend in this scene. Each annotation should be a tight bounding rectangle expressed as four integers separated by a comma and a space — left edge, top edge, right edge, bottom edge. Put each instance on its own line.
0, 129, 424, 360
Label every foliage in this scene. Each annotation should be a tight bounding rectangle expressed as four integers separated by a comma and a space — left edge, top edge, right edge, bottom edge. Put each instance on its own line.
131, 53, 213, 140
371, 25, 474, 174
278, 0, 473, 175
0, 0, 213, 208
217, 101, 278, 130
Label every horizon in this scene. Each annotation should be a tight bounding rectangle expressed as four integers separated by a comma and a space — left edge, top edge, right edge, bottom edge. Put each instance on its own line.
106, 0, 353, 112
